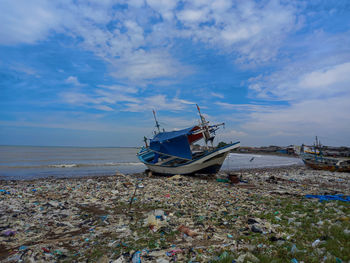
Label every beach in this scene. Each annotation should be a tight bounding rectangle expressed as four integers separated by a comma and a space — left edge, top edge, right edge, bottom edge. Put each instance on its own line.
1, 165, 349, 262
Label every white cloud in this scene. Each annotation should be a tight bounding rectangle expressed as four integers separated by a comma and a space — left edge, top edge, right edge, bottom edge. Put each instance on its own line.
0, 0, 59, 45
123, 95, 191, 112
61, 92, 95, 105
111, 49, 193, 82
249, 61, 350, 101
175, 0, 299, 63
61, 83, 141, 110
128, 0, 145, 8
298, 62, 350, 92
210, 92, 224, 99
94, 89, 140, 104
146, 0, 177, 20
241, 35, 350, 146
240, 96, 350, 145
0, 0, 303, 85
173, 98, 196, 105
216, 102, 281, 113
93, 105, 114, 111
247, 29, 350, 99
219, 129, 248, 141
65, 76, 84, 86
177, 9, 208, 23
10, 64, 38, 76
0, 110, 144, 132
97, 84, 138, 94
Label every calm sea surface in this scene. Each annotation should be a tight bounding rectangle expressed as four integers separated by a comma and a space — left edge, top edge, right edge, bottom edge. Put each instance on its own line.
0, 146, 303, 180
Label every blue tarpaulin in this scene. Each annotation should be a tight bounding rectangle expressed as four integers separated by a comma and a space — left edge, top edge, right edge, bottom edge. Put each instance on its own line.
150, 126, 195, 159
305, 194, 350, 202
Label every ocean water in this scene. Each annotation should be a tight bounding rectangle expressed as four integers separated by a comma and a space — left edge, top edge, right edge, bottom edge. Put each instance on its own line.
0, 146, 144, 180
0, 146, 303, 180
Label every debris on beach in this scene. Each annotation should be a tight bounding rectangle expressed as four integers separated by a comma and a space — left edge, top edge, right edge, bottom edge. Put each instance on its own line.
0, 166, 349, 262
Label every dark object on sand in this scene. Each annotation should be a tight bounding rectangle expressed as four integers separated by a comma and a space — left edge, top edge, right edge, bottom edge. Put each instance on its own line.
228, 174, 240, 184
247, 218, 258, 224
251, 225, 262, 233
1, 230, 16, 237
269, 236, 285, 242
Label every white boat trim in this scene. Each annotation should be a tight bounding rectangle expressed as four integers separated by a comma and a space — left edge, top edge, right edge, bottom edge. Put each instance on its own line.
138, 142, 240, 175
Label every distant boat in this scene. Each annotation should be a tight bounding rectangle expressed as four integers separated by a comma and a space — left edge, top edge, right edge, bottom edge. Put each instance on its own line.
137, 105, 240, 175
300, 137, 350, 173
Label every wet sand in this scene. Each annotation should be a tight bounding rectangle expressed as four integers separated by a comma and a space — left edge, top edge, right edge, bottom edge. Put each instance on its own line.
1, 166, 349, 262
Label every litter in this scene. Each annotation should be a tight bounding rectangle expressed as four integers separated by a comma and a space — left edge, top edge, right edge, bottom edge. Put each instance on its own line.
177, 225, 198, 237
0, 165, 348, 262
132, 251, 141, 263
216, 178, 230, 183
167, 174, 184, 180
305, 194, 350, 202
251, 225, 262, 233
1, 230, 16, 237
312, 239, 320, 248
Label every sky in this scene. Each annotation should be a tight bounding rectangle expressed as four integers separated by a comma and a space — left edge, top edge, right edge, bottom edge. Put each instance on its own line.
0, 0, 350, 147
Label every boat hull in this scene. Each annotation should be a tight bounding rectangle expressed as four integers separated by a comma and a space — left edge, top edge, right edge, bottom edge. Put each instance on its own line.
301, 154, 350, 173
138, 142, 240, 175
302, 159, 350, 173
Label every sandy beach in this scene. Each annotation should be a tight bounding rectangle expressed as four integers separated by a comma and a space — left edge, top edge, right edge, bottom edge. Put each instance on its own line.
1, 165, 349, 262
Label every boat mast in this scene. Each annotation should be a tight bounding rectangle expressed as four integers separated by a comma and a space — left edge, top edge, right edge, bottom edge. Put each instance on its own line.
196, 104, 212, 149
313, 136, 323, 160
153, 109, 161, 134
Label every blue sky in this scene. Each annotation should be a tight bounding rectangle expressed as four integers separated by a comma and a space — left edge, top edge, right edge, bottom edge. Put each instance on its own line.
0, 0, 350, 147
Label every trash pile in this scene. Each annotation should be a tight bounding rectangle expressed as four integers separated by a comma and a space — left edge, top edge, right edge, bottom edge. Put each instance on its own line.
0, 166, 349, 262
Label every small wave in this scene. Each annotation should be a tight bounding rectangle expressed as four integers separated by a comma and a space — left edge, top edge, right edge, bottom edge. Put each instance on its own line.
4, 162, 144, 169
229, 153, 262, 158
49, 162, 143, 168
90, 162, 144, 167
120, 162, 144, 166
49, 164, 78, 168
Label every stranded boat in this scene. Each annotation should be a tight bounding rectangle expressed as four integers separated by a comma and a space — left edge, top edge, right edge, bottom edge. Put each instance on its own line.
300, 137, 350, 173
301, 156, 350, 172
137, 105, 240, 175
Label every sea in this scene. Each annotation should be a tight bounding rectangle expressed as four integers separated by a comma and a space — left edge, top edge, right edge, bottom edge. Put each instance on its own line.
0, 146, 303, 180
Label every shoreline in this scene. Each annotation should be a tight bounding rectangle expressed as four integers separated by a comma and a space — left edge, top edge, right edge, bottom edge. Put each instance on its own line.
0, 164, 304, 183
1, 166, 349, 262
0, 162, 304, 182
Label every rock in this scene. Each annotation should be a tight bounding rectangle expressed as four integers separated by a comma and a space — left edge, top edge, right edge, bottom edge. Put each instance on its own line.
48, 201, 59, 208
251, 225, 262, 233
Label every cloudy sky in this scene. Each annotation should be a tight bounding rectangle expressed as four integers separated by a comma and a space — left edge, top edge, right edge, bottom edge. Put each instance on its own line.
0, 0, 349, 147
